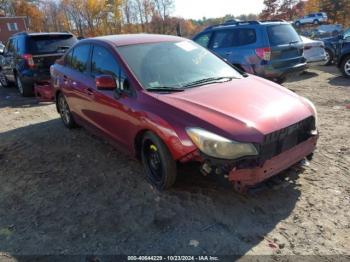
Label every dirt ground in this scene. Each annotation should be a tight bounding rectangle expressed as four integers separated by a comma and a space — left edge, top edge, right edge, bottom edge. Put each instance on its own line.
0, 65, 349, 259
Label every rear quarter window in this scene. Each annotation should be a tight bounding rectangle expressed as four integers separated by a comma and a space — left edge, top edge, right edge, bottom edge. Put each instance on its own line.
28, 35, 77, 54
267, 24, 301, 46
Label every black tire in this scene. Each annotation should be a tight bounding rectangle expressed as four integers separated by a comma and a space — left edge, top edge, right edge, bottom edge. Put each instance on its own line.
57, 92, 77, 128
295, 21, 301, 27
141, 131, 177, 190
322, 49, 333, 66
15, 74, 33, 97
0, 72, 9, 87
313, 19, 319, 25
340, 55, 350, 78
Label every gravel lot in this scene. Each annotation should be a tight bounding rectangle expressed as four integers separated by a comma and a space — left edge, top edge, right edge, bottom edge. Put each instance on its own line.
0, 66, 349, 259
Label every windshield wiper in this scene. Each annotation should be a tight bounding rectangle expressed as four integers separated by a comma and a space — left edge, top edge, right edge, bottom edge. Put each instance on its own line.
183, 77, 235, 88
146, 86, 185, 92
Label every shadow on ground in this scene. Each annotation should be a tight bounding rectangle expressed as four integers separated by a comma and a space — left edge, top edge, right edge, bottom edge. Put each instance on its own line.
0, 119, 303, 257
0, 86, 53, 109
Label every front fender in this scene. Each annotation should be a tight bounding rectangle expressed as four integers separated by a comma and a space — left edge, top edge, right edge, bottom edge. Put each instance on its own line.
133, 111, 197, 161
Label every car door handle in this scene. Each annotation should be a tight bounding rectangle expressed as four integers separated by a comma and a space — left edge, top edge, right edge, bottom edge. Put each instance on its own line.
225, 52, 232, 56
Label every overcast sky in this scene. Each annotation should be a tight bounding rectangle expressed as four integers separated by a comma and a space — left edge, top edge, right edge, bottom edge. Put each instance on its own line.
173, 0, 265, 19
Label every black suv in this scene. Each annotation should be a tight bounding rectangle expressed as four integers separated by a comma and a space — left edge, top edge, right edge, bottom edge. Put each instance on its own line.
0, 32, 77, 96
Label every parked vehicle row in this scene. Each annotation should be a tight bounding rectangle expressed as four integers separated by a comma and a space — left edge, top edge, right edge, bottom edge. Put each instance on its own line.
0, 28, 323, 192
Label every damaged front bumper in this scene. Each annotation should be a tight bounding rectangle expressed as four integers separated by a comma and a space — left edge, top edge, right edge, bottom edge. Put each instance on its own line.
228, 136, 317, 187
197, 135, 318, 190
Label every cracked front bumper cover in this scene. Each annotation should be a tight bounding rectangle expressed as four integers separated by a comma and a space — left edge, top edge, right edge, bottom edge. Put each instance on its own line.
228, 136, 318, 186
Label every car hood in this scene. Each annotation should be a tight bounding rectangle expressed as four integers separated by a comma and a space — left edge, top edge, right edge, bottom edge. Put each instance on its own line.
154, 75, 314, 143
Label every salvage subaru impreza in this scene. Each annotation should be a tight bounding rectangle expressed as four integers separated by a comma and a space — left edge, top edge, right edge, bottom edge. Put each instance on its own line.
51, 34, 318, 191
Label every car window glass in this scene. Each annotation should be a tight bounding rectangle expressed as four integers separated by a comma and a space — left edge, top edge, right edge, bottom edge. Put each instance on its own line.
65, 49, 74, 67
194, 33, 211, 47
91, 46, 120, 78
6, 39, 16, 54
235, 28, 256, 46
28, 35, 77, 55
212, 30, 235, 49
267, 24, 300, 46
71, 45, 90, 73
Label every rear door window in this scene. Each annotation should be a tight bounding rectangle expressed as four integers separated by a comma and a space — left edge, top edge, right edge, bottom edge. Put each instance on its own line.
267, 24, 301, 46
212, 30, 235, 49
70, 45, 90, 73
28, 34, 77, 55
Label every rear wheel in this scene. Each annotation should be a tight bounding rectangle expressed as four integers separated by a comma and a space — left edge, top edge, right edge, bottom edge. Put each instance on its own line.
295, 21, 301, 27
141, 132, 177, 190
340, 55, 350, 78
57, 92, 77, 128
16, 75, 33, 97
313, 19, 319, 25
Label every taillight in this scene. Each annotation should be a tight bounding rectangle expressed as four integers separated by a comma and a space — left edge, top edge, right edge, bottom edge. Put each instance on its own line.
255, 47, 271, 61
22, 54, 35, 68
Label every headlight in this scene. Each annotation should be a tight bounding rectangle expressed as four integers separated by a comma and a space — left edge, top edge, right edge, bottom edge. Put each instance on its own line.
186, 128, 258, 160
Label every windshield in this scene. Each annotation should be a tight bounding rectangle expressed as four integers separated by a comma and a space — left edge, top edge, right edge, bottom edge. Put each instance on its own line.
28, 35, 77, 54
118, 41, 242, 90
267, 24, 301, 46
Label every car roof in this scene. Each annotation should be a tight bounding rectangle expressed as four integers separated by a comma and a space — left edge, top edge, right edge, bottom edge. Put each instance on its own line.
27, 32, 74, 36
203, 21, 289, 32
91, 34, 184, 47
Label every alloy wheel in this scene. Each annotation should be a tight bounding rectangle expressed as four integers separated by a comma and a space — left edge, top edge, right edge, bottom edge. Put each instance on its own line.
58, 95, 71, 125
344, 59, 350, 76
323, 51, 330, 65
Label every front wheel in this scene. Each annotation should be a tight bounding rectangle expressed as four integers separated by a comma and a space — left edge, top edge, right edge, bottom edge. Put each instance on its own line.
322, 49, 333, 66
141, 132, 177, 190
340, 55, 350, 78
313, 20, 319, 25
295, 21, 301, 27
57, 92, 77, 128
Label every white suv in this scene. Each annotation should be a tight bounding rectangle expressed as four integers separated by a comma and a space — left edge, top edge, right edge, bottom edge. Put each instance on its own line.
294, 13, 328, 27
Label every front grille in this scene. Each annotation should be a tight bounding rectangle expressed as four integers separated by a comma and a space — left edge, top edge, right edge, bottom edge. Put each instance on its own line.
258, 116, 316, 160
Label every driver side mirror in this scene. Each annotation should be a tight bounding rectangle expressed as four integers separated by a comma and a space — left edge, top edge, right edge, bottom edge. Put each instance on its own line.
95, 75, 116, 90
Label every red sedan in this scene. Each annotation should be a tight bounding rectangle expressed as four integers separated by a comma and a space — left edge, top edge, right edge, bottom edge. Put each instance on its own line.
51, 34, 318, 191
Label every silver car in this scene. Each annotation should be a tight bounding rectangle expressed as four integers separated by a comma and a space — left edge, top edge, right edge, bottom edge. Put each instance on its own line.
295, 13, 328, 27
301, 36, 327, 64
0, 43, 4, 54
